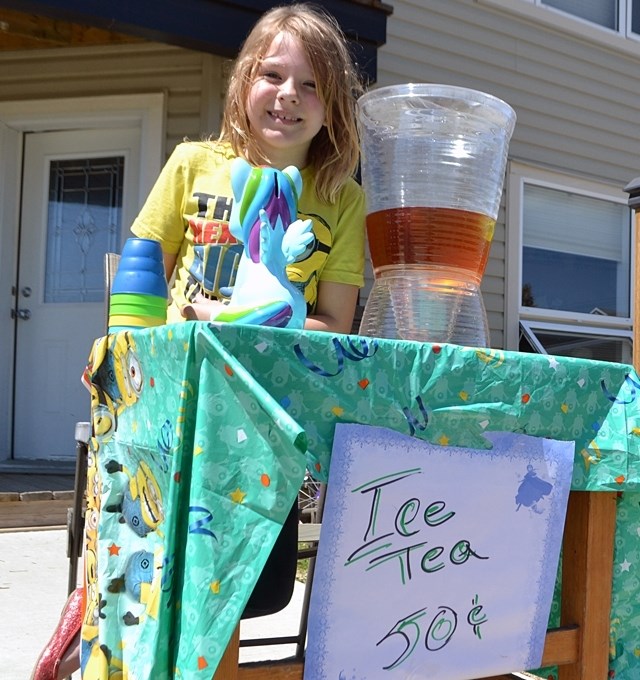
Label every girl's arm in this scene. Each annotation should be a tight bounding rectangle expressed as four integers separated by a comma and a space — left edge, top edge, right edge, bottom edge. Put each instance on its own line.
163, 251, 177, 282
305, 281, 359, 334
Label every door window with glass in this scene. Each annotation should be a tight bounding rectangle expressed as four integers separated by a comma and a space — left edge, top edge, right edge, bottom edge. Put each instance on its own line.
45, 156, 123, 304
513, 165, 633, 363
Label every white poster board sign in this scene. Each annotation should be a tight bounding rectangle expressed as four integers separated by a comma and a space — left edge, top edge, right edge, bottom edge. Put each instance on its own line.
305, 425, 574, 680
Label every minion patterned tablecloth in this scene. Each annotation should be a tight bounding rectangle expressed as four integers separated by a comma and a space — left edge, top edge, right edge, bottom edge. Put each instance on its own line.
83, 321, 640, 679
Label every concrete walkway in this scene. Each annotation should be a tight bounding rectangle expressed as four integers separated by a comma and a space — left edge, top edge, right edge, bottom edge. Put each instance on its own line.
0, 528, 307, 680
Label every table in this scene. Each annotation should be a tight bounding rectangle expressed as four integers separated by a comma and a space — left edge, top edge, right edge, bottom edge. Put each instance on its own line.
82, 321, 640, 679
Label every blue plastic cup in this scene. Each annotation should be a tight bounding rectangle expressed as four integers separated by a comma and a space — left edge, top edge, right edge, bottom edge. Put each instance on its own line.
113, 238, 168, 298
115, 255, 165, 275
121, 237, 164, 261
111, 269, 168, 298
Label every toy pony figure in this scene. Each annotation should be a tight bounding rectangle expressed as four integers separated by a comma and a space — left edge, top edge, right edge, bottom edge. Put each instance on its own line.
183, 157, 313, 328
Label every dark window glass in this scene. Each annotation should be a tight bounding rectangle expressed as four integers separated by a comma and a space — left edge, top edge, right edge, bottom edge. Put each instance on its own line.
522, 248, 623, 316
45, 157, 123, 303
541, 0, 618, 29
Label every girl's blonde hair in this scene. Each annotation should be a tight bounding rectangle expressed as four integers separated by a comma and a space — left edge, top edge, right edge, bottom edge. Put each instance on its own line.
218, 3, 363, 203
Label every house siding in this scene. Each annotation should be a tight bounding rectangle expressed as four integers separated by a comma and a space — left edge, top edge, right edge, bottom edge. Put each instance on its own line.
371, 0, 640, 349
0, 42, 224, 157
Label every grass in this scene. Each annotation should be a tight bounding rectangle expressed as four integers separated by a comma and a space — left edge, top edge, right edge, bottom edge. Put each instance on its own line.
296, 543, 312, 583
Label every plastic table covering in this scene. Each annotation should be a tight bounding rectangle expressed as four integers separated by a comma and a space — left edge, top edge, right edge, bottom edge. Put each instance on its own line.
82, 321, 640, 679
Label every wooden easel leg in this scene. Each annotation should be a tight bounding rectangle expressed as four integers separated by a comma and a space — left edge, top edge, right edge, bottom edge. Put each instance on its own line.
213, 622, 240, 680
558, 491, 616, 680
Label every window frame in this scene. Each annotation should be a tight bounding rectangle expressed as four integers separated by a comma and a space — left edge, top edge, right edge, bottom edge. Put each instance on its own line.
506, 162, 634, 354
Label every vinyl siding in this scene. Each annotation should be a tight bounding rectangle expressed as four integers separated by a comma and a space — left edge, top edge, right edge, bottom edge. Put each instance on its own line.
0, 42, 223, 157
371, 0, 640, 348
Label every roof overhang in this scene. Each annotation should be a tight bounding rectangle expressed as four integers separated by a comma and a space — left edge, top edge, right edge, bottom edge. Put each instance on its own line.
0, 0, 391, 81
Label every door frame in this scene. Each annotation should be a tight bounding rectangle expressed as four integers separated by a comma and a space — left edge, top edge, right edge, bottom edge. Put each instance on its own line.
0, 93, 165, 462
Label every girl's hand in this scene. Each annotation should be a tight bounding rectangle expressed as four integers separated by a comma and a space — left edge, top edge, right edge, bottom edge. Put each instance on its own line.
180, 293, 228, 321
305, 281, 359, 334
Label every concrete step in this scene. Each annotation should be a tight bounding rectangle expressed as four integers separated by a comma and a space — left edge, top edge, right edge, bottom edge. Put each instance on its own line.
0, 490, 74, 530
0, 469, 75, 529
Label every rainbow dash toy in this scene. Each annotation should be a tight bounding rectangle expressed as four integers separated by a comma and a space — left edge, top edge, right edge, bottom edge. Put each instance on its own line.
183, 157, 313, 329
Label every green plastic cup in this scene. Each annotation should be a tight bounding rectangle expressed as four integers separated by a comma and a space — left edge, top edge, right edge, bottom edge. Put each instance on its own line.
109, 292, 167, 310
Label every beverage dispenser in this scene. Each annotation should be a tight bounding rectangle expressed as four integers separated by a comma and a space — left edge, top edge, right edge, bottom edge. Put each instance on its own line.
357, 83, 516, 346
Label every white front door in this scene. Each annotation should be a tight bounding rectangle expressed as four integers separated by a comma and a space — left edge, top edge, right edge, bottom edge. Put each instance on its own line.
13, 127, 141, 459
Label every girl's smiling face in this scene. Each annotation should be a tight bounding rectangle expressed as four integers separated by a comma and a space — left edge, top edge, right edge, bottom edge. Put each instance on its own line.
246, 32, 326, 169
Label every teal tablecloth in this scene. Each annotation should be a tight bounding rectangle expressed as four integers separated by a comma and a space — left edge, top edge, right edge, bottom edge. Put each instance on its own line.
82, 321, 640, 679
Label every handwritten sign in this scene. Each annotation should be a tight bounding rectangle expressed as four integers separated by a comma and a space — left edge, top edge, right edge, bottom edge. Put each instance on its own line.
305, 425, 574, 680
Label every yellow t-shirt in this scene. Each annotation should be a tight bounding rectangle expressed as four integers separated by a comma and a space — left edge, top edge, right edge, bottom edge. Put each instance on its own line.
131, 141, 366, 323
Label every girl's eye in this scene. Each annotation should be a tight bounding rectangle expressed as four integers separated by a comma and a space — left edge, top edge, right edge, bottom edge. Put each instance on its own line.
263, 71, 281, 81
304, 81, 317, 90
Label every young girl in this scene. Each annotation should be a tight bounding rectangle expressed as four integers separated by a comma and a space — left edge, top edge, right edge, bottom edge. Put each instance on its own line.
131, 2, 366, 334
31, 5, 365, 679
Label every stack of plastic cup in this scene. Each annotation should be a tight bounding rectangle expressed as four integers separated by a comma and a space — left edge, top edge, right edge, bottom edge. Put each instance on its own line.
108, 238, 168, 333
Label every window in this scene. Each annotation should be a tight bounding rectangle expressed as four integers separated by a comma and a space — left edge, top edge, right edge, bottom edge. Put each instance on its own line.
45, 157, 123, 303
522, 184, 630, 317
519, 320, 632, 362
541, 0, 619, 30
480, 0, 640, 45
509, 164, 633, 364
530, 0, 639, 39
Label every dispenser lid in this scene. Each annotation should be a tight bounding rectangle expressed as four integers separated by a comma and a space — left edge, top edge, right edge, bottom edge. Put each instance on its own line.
624, 177, 640, 208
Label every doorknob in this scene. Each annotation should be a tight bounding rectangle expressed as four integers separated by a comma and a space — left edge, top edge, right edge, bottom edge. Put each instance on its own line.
11, 308, 31, 320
